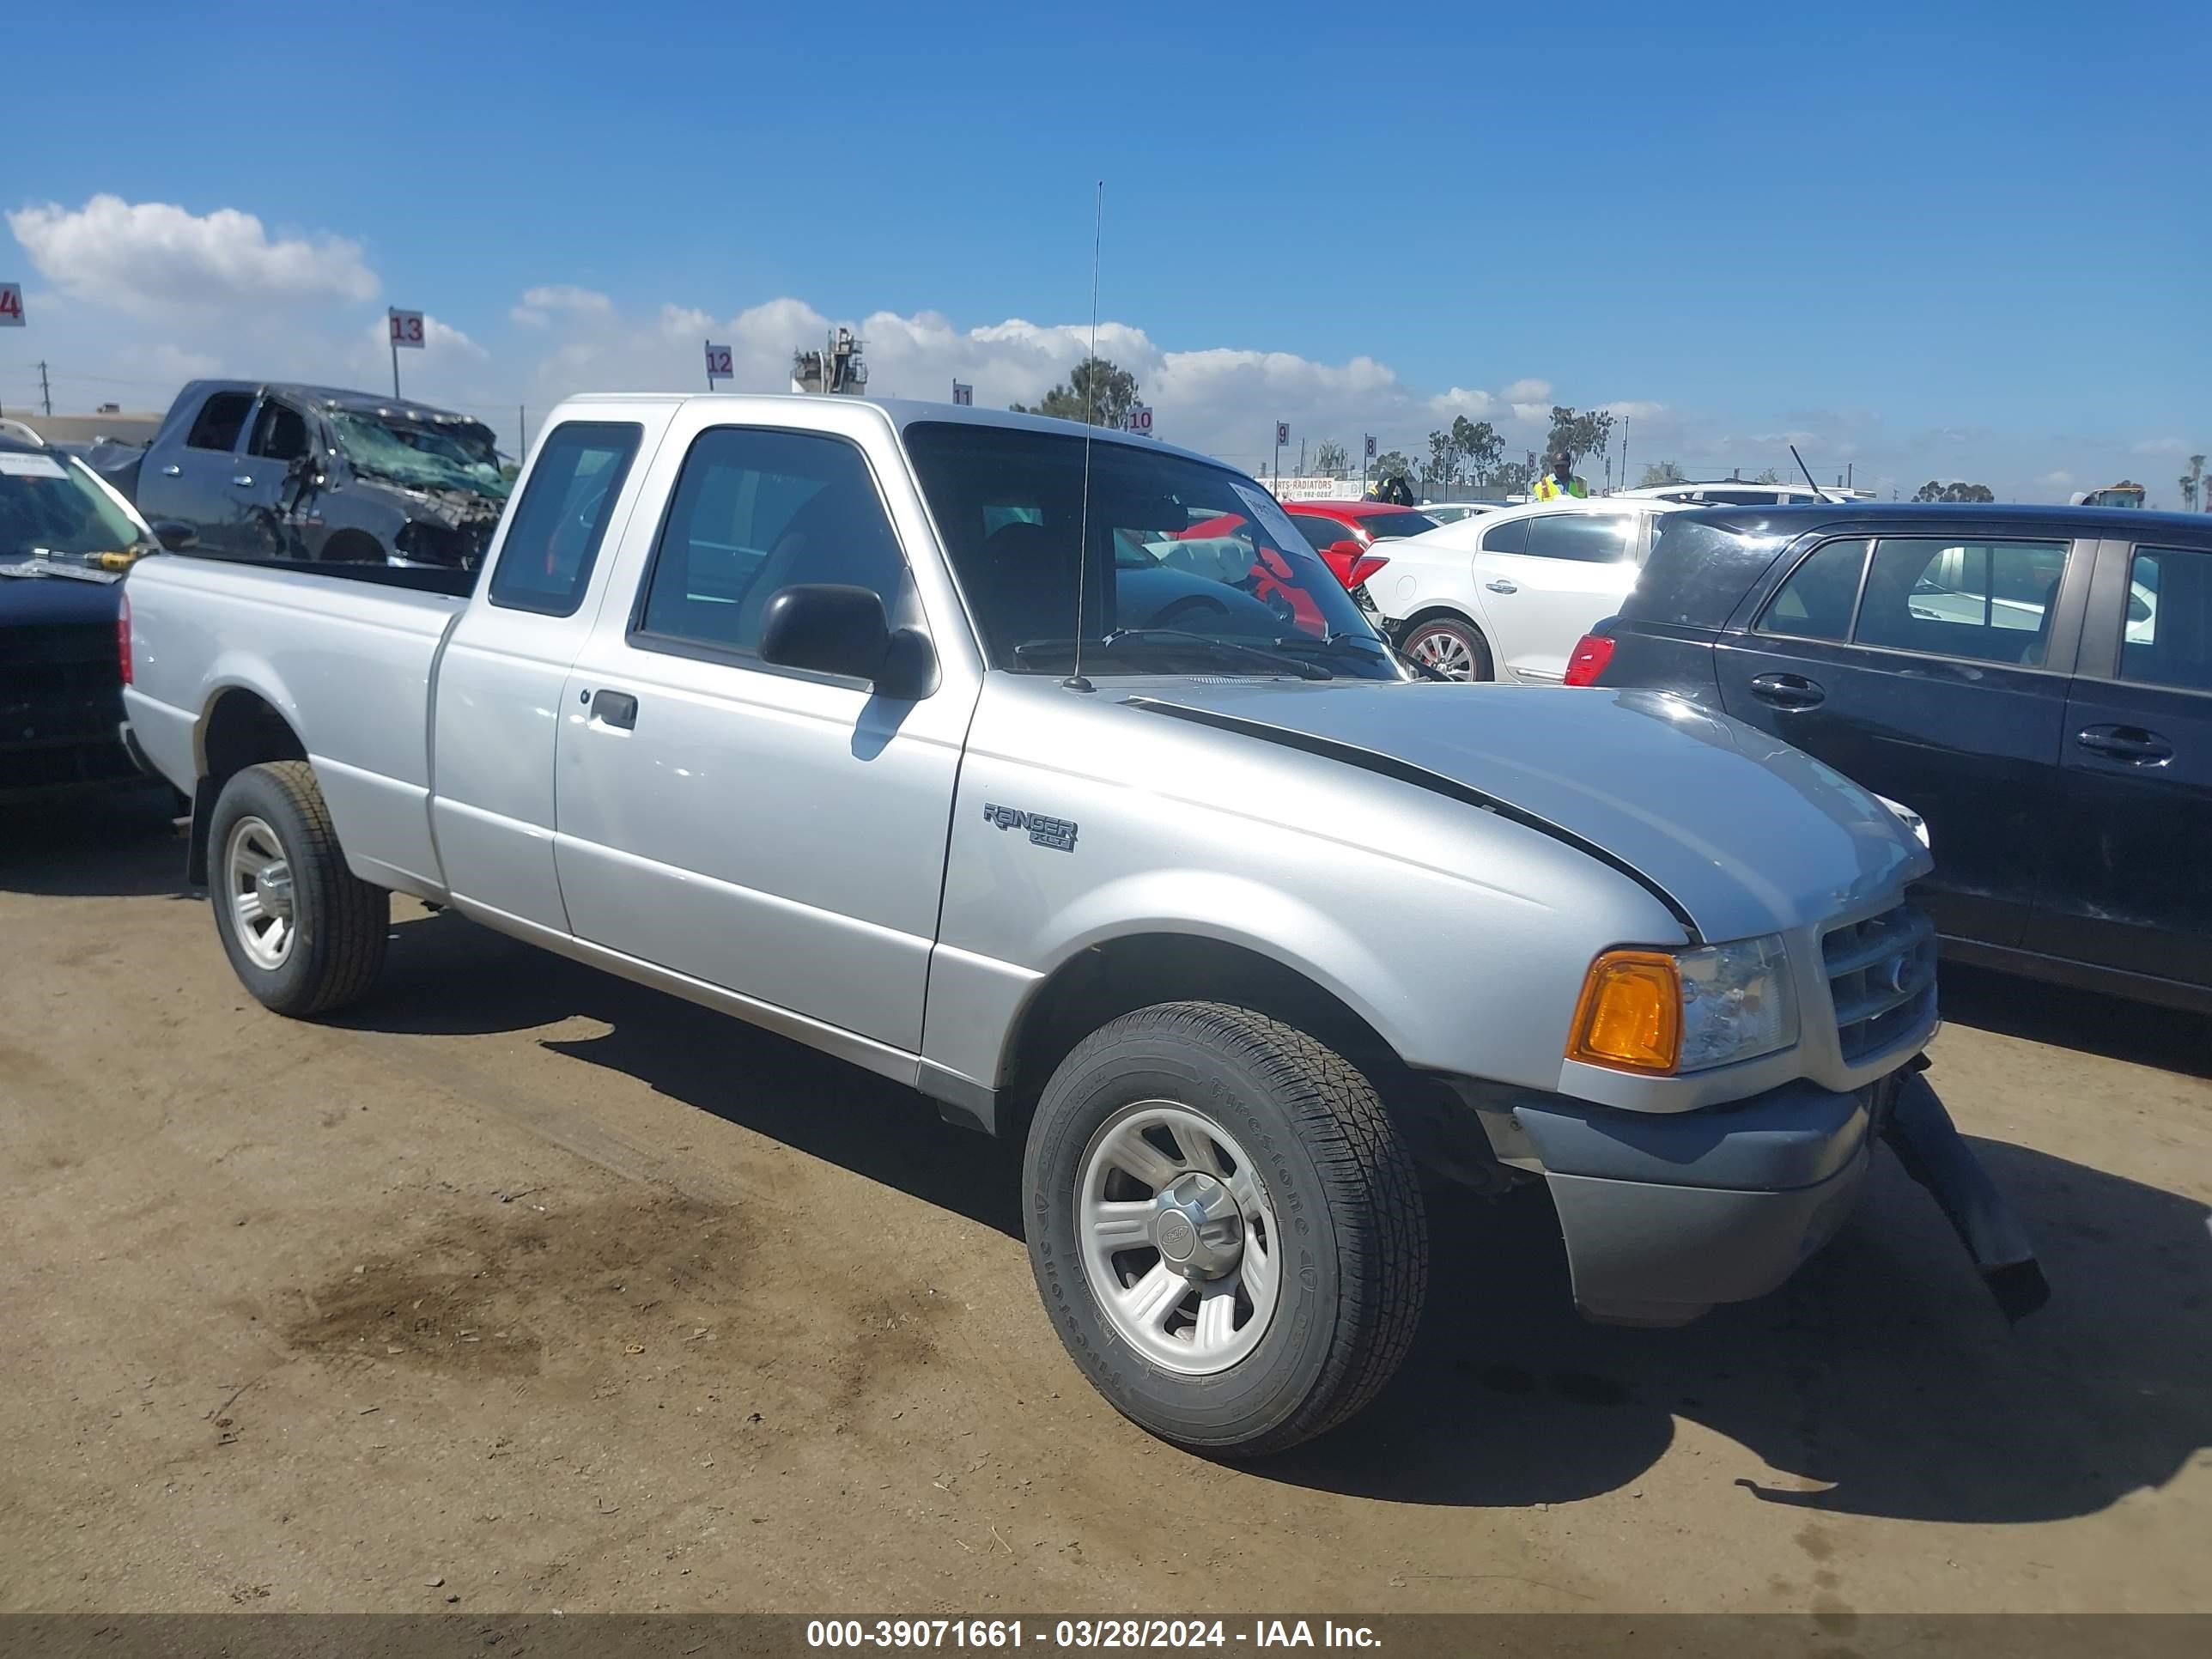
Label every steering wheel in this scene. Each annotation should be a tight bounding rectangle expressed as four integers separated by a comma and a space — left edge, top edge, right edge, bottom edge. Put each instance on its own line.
1146, 592, 1233, 629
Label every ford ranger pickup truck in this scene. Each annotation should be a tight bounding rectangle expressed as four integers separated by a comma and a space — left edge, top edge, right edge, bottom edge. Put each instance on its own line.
119, 394, 2045, 1455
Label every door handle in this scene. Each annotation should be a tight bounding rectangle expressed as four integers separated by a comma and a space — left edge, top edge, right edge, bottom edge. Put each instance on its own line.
159, 464, 181, 477
1749, 672, 1826, 709
1485, 579, 1518, 594
590, 689, 639, 731
2075, 724, 2172, 764
231, 474, 253, 488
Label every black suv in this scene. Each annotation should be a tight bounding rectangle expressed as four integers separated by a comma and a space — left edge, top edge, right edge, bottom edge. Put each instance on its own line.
1577, 502, 2212, 1012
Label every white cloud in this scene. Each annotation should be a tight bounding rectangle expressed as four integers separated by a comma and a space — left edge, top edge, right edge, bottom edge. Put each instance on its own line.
1503, 378, 1552, 403
7, 194, 378, 315
2041, 470, 2075, 489
2133, 436, 2188, 458
511, 283, 613, 326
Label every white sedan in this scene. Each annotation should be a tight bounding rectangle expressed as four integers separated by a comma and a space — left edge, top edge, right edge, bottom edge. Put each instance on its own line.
1376, 497, 1685, 683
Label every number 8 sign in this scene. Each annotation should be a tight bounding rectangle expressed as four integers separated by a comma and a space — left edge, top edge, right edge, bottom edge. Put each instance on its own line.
388, 308, 426, 348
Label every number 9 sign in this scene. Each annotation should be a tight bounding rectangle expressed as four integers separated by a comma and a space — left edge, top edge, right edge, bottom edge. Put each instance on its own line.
388, 308, 426, 349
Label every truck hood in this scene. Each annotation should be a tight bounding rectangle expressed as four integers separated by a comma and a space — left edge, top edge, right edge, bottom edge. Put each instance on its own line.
1127, 680, 1930, 943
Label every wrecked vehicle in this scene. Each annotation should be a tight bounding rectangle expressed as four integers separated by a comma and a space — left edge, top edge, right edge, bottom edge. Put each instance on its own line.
101, 381, 510, 570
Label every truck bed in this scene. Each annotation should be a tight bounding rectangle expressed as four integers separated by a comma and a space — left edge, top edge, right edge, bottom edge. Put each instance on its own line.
122, 552, 470, 897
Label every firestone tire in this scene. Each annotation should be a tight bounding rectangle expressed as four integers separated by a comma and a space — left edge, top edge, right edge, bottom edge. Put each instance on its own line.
1024, 1001, 1428, 1456
207, 761, 389, 1018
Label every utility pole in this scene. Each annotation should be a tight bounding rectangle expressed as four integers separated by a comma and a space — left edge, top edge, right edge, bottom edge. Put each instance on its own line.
1620, 416, 1629, 491
38, 360, 52, 417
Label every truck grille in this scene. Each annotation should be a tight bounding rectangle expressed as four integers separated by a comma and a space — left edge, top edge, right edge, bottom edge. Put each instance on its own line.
0, 623, 135, 798
1823, 903, 1937, 1065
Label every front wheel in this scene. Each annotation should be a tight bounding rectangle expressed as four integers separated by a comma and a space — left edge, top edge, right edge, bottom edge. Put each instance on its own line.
209, 761, 389, 1017
1024, 1002, 1428, 1455
1401, 615, 1493, 681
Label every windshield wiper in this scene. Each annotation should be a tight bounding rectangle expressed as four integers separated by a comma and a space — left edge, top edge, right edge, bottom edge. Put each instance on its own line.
1013, 629, 1330, 679
1269, 631, 1391, 663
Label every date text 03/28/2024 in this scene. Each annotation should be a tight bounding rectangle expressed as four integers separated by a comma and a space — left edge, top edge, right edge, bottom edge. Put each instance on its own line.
805, 1620, 1382, 1649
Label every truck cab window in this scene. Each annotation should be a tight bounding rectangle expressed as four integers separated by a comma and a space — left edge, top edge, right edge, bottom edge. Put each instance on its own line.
486, 421, 641, 616
185, 392, 254, 452
635, 426, 914, 660
247, 401, 309, 463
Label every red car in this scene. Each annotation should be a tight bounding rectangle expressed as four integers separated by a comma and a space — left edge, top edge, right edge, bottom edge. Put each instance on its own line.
1281, 500, 1440, 614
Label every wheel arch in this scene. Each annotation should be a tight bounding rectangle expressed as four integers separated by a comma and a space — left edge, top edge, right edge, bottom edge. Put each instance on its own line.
187, 685, 310, 885
983, 931, 1482, 1180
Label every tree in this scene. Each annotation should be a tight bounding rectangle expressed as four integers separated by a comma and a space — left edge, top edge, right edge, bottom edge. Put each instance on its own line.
1373, 449, 1413, 483
1426, 429, 1458, 491
1487, 457, 1534, 495
1639, 461, 1686, 487
1449, 416, 1503, 489
2182, 455, 2205, 514
1753, 468, 1782, 485
1912, 480, 1996, 503
1313, 439, 1350, 477
1011, 356, 1139, 430
1546, 404, 1615, 467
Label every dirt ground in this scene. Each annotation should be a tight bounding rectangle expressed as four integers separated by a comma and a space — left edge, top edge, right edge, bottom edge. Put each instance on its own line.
1, 792, 2207, 1617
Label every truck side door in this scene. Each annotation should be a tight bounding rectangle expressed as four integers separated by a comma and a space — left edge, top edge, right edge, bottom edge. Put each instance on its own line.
553, 409, 978, 1055
236, 395, 315, 558
141, 390, 257, 554
430, 417, 657, 933
2025, 535, 2212, 990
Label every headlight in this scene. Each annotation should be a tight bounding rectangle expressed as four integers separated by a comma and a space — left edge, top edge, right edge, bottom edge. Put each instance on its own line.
1568, 934, 1798, 1075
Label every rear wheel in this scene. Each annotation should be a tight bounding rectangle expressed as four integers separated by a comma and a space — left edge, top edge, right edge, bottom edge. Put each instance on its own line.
1024, 1001, 1428, 1455
209, 761, 388, 1017
1401, 615, 1492, 681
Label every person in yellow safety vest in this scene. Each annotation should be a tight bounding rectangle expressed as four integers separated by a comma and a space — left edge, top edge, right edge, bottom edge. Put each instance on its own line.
1532, 447, 1589, 501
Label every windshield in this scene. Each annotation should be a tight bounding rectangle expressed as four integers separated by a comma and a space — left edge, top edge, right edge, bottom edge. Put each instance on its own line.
328, 409, 511, 500
905, 422, 1395, 679
1358, 511, 1440, 539
0, 450, 151, 562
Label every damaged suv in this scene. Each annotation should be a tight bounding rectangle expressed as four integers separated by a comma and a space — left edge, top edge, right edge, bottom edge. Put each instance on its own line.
99, 380, 510, 570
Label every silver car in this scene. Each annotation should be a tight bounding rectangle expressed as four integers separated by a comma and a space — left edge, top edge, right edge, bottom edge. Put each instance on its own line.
119, 395, 2043, 1454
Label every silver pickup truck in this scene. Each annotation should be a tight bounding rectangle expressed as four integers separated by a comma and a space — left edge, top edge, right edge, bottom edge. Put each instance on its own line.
120, 395, 2043, 1454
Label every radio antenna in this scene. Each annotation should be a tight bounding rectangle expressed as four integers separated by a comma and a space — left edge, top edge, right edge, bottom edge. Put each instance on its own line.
1065, 180, 1103, 693
1789, 442, 1836, 503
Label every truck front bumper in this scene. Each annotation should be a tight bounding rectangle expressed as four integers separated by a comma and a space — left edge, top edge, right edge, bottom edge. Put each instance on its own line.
1508, 1069, 2045, 1327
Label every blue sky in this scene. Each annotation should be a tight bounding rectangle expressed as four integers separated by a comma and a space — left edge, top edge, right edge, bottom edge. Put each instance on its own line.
6, 0, 2204, 500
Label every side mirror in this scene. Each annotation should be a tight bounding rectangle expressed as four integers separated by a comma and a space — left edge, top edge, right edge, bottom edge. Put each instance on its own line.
150, 520, 198, 551
758, 583, 936, 699
1328, 538, 1363, 561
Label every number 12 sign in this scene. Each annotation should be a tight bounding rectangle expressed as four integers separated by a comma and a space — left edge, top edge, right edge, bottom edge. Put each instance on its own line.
704, 343, 734, 382
388, 308, 426, 348
0, 283, 24, 327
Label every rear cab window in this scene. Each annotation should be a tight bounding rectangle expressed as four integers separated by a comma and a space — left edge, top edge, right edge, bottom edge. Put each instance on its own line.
486, 421, 642, 617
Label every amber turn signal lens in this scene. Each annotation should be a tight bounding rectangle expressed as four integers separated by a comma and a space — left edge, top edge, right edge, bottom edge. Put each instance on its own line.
1567, 951, 1683, 1073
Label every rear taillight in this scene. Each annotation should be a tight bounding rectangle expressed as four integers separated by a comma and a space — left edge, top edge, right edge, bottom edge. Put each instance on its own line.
1345, 553, 1389, 588
1564, 632, 1614, 687
1318, 547, 1390, 590
118, 591, 133, 685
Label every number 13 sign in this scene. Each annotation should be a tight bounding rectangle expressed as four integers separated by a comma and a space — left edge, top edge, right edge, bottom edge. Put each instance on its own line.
388, 308, 426, 348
